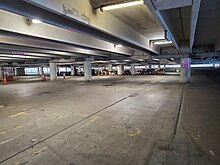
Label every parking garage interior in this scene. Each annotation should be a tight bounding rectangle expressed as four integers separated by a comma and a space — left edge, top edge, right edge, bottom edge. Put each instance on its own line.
0, 0, 220, 165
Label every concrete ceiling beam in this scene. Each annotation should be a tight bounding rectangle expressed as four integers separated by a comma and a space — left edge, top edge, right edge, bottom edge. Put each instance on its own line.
0, 35, 120, 58
0, 0, 160, 54
0, 9, 133, 57
0, 54, 50, 59
190, 0, 201, 52
144, 0, 180, 50
150, 0, 192, 11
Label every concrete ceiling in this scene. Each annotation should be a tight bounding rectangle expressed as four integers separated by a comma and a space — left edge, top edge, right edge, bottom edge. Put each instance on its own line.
194, 0, 220, 45
160, 6, 192, 42
91, 0, 165, 40
109, 5, 164, 40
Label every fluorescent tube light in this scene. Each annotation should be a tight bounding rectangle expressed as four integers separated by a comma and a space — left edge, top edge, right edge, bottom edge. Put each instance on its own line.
32, 19, 42, 24
152, 41, 172, 45
116, 44, 123, 47
101, 1, 144, 11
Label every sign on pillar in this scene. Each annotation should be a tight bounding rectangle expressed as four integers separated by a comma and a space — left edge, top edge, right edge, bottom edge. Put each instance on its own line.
181, 58, 191, 83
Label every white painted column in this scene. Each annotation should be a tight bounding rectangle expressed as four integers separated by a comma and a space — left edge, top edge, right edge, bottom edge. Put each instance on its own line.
49, 62, 57, 81
158, 64, 161, 69
181, 58, 191, 83
108, 64, 113, 72
14, 67, 18, 76
130, 64, 135, 75
117, 65, 123, 75
39, 66, 44, 75
71, 65, 75, 76
84, 60, 92, 81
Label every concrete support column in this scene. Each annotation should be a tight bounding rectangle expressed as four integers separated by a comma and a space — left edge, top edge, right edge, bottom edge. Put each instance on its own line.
145, 64, 148, 69
117, 65, 124, 75
71, 65, 75, 76
39, 66, 44, 75
14, 67, 18, 76
49, 62, 57, 81
130, 64, 135, 75
108, 64, 113, 72
84, 60, 92, 81
181, 58, 191, 83
0, 66, 2, 77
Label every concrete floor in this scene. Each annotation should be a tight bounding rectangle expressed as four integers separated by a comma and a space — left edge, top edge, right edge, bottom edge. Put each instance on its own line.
0, 71, 219, 165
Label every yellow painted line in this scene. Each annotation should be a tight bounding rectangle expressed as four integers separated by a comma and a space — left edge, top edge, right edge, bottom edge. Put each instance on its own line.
0, 125, 23, 135
8, 112, 26, 118
0, 134, 22, 145
72, 112, 88, 117
128, 128, 142, 137
78, 116, 100, 130
32, 146, 48, 156
0, 130, 7, 135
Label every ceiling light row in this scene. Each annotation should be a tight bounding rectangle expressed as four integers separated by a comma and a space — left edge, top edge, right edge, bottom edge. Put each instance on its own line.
99, 0, 144, 11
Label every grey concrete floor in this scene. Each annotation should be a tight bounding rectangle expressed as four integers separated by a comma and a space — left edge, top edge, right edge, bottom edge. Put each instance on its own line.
0, 72, 219, 165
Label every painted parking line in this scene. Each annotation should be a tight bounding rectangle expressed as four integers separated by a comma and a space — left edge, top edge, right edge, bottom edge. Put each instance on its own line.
8, 112, 26, 118
0, 125, 23, 135
0, 134, 23, 145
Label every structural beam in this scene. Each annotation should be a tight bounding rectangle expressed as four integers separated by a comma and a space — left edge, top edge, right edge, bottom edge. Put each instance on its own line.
0, 0, 160, 54
144, 0, 180, 50
151, 0, 192, 11
0, 9, 133, 56
190, 0, 201, 52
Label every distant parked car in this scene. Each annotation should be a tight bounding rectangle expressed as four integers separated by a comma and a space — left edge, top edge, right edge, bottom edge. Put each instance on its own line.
152, 68, 165, 75
123, 70, 131, 75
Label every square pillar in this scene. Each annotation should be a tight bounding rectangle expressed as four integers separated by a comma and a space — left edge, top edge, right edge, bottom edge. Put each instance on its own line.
108, 64, 113, 72
117, 65, 124, 75
39, 66, 44, 76
49, 62, 57, 81
130, 64, 135, 75
71, 65, 76, 76
84, 60, 92, 81
181, 58, 191, 83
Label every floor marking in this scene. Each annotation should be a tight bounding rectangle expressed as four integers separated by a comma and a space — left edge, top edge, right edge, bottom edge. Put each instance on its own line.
0, 130, 7, 135
78, 116, 100, 130
0, 134, 22, 145
128, 128, 142, 137
8, 112, 26, 118
32, 146, 48, 156
0, 125, 23, 135
0, 95, 128, 163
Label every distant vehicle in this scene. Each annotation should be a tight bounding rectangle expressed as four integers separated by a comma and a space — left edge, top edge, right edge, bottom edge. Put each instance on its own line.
145, 69, 155, 75
123, 70, 131, 75
152, 68, 165, 75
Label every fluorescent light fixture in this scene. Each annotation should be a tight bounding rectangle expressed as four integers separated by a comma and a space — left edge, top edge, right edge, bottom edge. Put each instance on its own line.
153, 59, 159, 61
110, 60, 117, 62
117, 44, 123, 47
123, 59, 131, 62
100, 1, 144, 11
32, 19, 42, 24
151, 40, 172, 45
